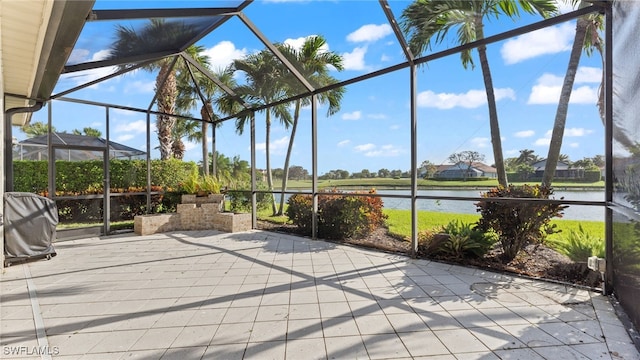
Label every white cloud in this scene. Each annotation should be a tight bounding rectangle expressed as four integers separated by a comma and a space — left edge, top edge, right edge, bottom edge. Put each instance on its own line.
471, 137, 490, 149
342, 46, 368, 71
347, 24, 392, 43
115, 134, 134, 142
575, 66, 602, 83
390, 124, 400, 130
501, 23, 574, 64
381, 54, 391, 62
534, 137, 550, 146
337, 140, 350, 147
114, 120, 148, 134
527, 69, 600, 104
367, 113, 387, 120
183, 140, 198, 152
554, 0, 577, 14
60, 49, 117, 87
204, 41, 248, 70
354, 143, 403, 157
284, 36, 328, 53
417, 88, 515, 109
342, 111, 362, 120
255, 136, 289, 154
505, 149, 519, 156
569, 142, 580, 148
354, 143, 375, 152
515, 130, 535, 138
564, 127, 594, 137
67, 49, 90, 64
534, 127, 593, 147
124, 80, 155, 94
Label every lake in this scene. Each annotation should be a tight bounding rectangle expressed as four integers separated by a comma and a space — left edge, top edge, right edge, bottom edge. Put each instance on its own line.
375, 189, 605, 222
275, 189, 606, 221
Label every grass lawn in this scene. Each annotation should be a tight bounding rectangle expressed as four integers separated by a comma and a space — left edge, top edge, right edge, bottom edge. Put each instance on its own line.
383, 209, 605, 241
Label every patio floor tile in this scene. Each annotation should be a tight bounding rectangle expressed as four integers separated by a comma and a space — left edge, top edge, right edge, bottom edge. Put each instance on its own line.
1, 230, 637, 360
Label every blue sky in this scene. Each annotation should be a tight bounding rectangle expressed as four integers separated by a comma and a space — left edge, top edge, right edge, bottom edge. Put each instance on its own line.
23, 0, 605, 175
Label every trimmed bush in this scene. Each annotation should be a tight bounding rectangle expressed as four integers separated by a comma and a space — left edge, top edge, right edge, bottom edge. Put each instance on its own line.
13, 159, 197, 194
475, 185, 567, 262
286, 189, 387, 240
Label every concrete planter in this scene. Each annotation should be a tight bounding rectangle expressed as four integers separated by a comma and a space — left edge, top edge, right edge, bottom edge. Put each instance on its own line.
134, 193, 250, 235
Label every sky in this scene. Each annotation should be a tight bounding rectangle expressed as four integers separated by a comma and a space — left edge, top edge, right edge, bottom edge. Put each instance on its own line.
22, 0, 606, 175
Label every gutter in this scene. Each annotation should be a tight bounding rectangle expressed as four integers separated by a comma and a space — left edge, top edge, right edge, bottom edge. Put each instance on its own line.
4, 101, 45, 192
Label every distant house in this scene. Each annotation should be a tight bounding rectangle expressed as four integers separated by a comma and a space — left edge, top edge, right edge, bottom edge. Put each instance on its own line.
435, 162, 497, 179
531, 159, 584, 179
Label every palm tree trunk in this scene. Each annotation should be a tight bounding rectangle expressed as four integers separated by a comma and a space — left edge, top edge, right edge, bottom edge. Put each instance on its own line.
476, 19, 508, 187
278, 100, 301, 215
156, 63, 177, 160
265, 110, 278, 215
542, 17, 589, 187
202, 121, 209, 176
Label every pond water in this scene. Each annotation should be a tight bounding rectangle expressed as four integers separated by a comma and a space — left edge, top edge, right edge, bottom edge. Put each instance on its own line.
376, 189, 605, 222
274, 189, 605, 221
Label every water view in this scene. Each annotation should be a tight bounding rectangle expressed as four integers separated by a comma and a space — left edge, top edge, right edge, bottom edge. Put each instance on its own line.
376, 189, 605, 222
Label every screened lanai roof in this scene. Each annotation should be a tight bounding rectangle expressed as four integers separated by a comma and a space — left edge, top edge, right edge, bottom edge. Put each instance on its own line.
16, 132, 145, 161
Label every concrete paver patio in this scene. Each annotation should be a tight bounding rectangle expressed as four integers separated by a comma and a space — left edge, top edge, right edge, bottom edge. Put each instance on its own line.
1, 230, 639, 359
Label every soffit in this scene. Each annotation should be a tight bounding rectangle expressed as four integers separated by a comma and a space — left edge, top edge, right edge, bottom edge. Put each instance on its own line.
2, 0, 94, 126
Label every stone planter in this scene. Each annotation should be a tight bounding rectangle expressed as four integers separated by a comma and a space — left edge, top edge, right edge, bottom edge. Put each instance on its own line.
213, 213, 252, 233
134, 194, 250, 235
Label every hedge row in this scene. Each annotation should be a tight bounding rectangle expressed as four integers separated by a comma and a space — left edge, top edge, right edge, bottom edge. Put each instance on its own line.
14, 159, 198, 194
506, 170, 601, 183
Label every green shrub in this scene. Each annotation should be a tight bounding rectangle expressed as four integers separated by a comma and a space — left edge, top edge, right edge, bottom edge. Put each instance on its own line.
475, 185, 567, 262
583, 170, 601, 182
549, 224, 604, 262
440, 220, 498, 258
417, 220, 497, 259
286, 189, 387, 240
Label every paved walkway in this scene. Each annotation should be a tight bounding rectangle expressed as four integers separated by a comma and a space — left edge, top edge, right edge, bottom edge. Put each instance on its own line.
1, 230, 639, 360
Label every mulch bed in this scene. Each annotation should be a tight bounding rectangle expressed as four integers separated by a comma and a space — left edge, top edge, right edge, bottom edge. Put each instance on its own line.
257, 221, 602, 289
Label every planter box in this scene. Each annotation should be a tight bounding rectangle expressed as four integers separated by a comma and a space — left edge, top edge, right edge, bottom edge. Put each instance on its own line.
181, 194, 224, 211
213, 213, 252, 233
134, 195, 249, 235
134, 213, 179, 235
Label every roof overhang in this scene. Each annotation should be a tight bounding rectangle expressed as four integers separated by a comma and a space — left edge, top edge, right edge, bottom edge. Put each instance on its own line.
2, 0, 94, 126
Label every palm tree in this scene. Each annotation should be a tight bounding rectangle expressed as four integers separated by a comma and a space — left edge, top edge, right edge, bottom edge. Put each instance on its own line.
21, 121, 56, 138
401, 0, 556, 188
110, 19, 201, 160
72, 127, 102, 138
542, 3, 603, 186
275, 36, 345, 215
170, 115, 201, 160
515, 149, 539, 165
222, 49, 293, 215
176, 63, 237, 176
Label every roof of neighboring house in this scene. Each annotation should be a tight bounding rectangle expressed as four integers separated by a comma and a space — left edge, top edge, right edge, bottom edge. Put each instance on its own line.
438, 162, 496, 173
532, 159, 571, 171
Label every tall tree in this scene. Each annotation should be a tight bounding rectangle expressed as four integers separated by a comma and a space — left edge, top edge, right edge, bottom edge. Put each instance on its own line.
222, 49, 293, 215
110, 20, 202, 160
401, 0, 556, 187
542, 3, 603, 186
176, 58, 238, 175
448, 150, 485, 180
21, 121, 56, 138
515, 149, 539, 165
72, 127, 102, 138
275, 35, 345, 215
